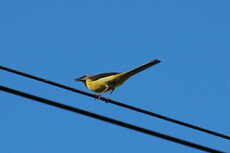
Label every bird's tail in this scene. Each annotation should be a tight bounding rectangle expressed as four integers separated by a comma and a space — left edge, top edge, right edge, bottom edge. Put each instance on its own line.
124, 59, 161, 77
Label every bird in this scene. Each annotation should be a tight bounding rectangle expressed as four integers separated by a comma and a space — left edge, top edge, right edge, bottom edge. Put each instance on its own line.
75, 59, 161, 100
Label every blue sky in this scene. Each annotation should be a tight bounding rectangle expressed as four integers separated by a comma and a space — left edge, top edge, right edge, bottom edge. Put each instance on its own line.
0, 0, 229, 152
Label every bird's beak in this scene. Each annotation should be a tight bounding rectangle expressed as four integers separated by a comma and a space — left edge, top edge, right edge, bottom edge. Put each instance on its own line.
75, 77, 82, 81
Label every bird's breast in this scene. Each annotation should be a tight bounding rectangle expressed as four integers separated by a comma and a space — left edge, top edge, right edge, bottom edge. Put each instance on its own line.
85, 73, 129, 93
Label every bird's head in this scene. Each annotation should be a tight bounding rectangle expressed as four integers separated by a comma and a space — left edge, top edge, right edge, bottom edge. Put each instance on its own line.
75, 74, 93, 82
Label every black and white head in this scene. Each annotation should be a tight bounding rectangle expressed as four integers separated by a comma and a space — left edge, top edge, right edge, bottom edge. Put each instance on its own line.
75, 74, 93, 82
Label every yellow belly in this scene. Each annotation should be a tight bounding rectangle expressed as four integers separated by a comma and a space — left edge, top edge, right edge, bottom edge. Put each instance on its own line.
85, 73, 130, 93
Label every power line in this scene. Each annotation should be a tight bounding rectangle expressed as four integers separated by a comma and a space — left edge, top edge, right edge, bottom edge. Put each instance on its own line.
0, 85, 224, 153
0, 65, 230, 140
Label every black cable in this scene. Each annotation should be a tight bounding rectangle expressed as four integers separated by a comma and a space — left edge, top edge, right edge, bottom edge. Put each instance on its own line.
0, 85, 224, 153
0, 65, 230, 140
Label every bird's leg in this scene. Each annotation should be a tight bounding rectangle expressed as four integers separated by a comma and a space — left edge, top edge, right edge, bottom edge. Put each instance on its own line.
106, 88, 115, 101
97, 85, 110, 100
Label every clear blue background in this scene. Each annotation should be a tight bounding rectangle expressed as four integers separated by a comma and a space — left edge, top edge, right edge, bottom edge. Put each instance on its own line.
0, 0, 229, 152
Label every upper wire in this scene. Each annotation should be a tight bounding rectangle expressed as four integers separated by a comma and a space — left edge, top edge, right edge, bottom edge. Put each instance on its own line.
0, 65, 229, 140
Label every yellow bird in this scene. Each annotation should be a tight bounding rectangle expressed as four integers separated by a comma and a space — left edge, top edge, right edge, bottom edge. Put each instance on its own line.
76, 59, 161, 100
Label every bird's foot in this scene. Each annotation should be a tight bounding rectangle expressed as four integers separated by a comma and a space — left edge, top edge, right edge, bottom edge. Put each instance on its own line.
94, 94, 101, 100
94, 94, 109, 103
105, 97, 110, 103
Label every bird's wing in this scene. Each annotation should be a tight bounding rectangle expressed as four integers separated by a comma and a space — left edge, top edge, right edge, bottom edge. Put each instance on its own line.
89, 72, 120, 81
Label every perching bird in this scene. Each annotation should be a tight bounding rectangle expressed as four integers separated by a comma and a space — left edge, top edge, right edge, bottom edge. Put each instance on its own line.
75, 59, 161, 100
